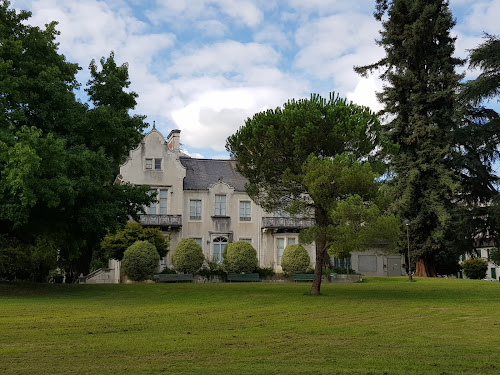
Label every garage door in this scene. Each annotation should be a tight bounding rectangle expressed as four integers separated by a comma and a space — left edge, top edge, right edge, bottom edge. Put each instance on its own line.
358, 255, 377, 273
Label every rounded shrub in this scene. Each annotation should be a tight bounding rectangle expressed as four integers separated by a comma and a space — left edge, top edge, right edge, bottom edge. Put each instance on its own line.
462, 257, 488, 279
172, 238, 204, 274
281, 244, 310, 274
122, 240, 160, 281
223, 241, 258, 273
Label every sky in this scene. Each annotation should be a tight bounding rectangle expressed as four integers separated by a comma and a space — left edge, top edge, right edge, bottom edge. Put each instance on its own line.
10, 0, 500, 159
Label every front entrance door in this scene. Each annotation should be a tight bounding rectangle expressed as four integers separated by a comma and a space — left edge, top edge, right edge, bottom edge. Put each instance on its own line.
386, 256, 402, 277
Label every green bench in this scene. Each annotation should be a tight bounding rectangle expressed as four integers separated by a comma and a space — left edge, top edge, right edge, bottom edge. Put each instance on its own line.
227, 273, 260, 282
292, 274, 315, 282
156, 274, 194, 283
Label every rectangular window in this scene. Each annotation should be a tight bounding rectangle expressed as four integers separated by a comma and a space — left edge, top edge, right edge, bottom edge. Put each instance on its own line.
160, 257, 166, 266
145, 158, 153, 170
239, 201, 251, 221
215, 195, 226, 216
240, 238, 252, 244
155, 158, 162, 170
147, 189, 157, 214
190, 200, 202, 220
287, 238, 296, 246
333, 257, 352, 270
192, 238, 203, 247
277, 238, 285, 266
159, 189, 168, 214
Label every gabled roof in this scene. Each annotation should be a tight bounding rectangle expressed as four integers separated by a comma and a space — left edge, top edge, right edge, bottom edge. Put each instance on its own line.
179, 157, 248, 192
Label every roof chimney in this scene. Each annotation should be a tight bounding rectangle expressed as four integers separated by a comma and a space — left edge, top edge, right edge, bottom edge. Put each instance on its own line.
167, 129, 181, 153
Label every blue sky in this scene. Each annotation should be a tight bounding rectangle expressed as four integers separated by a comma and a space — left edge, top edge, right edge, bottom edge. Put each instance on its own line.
10, 0, 500, 159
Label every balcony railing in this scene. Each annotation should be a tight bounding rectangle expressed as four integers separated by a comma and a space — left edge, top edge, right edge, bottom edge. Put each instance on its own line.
261, 217, 314, 230
140, 214, 182, 228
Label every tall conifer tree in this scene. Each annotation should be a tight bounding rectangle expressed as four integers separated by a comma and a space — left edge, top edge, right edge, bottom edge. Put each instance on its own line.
355, 0, 463, 276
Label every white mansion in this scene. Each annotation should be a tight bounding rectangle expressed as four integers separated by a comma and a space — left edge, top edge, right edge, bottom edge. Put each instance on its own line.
117, 126, 406, 276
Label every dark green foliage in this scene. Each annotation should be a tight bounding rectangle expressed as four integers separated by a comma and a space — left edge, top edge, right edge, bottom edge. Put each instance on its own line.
122, 241, 160, 281
456, 35, 500, 253
255, 266, 275, 278
463, 34, 500, 105
222, 241, 258, 274
227, 93, 384, 294
197, 260, 227, 278
0, 2, 153, 280
281, 244, 310, 274
488, 248, 500, 266
100, 222, 169, 261
159, 267, 177, 274
172, 238, 204, 274
355, 0, 464, 276
462, 258, 488, 280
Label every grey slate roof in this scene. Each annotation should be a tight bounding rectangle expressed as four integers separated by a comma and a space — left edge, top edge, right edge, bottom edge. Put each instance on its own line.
179, 156, 248, 192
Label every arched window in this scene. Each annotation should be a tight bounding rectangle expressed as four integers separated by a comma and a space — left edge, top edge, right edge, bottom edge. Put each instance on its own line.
212, 237, 228, 263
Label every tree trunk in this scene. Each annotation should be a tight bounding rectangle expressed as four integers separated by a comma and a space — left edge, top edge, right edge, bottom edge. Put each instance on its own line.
311, 206, 328, 295
414, 257, 437, 277
311, 246, 326, 295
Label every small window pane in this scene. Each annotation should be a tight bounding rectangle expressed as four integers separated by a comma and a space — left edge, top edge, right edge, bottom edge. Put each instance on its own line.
240, 201, 251, 221
147, 190, 156, 214
287, 238, 296, 246
155, 158, 162, 170
241, 238, 252, 244
145, 159, 152, 169
193, 238, 203, 246
215, 195, 226, 216
190, 200, 201, 220
277, 238, 285, 265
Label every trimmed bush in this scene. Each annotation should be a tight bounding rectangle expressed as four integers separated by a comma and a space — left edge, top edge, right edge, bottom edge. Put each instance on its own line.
122, 240, 160, 281
462, 257, 488, 280
172, 238, 204, 274
281, 244, 310, 274
223, 241, 258, 273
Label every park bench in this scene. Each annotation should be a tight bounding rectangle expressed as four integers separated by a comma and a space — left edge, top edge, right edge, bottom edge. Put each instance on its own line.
292, 274, 315, 282
227, 273, 260, 282
156, 274, 194, 283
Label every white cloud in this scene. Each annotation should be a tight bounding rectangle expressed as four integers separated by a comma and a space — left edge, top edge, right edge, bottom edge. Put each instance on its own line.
146, 0, 263, 29
169, 41, 280, 76
294, 12, 384, 96
347, 76, 384, 113
171, 87, 298, 151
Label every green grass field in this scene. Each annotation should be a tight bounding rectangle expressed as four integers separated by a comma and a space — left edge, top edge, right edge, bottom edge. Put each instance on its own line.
1, 277, 499, 375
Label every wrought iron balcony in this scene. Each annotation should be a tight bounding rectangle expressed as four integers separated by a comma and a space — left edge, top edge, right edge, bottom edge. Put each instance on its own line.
140, 214, 182, 228
261, 217, 314, 230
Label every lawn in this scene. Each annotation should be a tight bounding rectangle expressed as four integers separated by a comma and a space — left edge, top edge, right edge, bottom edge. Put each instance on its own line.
1, 278, 499, 375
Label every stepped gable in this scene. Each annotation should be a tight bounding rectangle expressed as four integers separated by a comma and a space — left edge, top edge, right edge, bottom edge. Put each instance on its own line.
179, 156, 247, 192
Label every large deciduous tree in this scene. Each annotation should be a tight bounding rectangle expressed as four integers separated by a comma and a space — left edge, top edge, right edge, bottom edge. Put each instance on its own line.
0, 1, 153, 281
227, 93, 387, 294
355, 0, 464, 276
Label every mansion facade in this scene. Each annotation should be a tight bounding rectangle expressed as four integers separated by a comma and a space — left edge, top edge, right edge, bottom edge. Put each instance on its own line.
117, 127, 405, 276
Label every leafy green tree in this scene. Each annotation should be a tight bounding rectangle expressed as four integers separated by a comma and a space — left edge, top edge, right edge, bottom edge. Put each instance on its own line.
355, 0, 464, 276
227, 93, 383, 294
489, 248, 500, 266
0, 2, 154, 280
100, 222, 169, 261
299, 154, 400, 271
455, 35, 500, 253
122, 241, 160, 282
462, 258, 488, 280
172, 238, 205, 274
281, 244, 310, 275
223, 241, 258, 274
